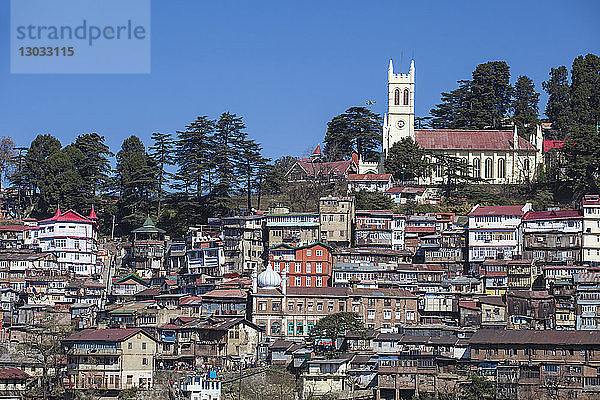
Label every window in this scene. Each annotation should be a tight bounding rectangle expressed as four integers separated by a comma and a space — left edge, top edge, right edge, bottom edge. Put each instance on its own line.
317, 302, 323, 311
328, 302, 334, 312
296, 322, 303, 334
297, 303, 303, 312
497, 158, 506, 178
465, 159, 481, 181
307, 322, 314, 333
288, 302, 294, 312
142, 342, 146, 350
317, 277, 323, 286
295, 276, 301, 286
271, 322, 281, 335
306, 276, 311, 286
403, 88, 409, 105
128, 343, 132, 349
394, 88, 400, 105
142, 358, 148, 365
308, 302, 314, 312
316, 263, 323, 273
288, 322, 294, 334
306, 250, 312, 256
367, 310, 375, 319
485, 158, 493, 179
306, 263, 311, 273
384, 310, 392, 319
316, 250, 323, 256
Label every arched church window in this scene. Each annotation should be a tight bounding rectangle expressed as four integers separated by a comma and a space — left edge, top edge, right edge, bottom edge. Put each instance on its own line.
403, 89, 409, 105
498, 159, 506, 179
394, 89, 400, 105
485, 158, 493, 179
523, 158, 530, 171
472, 158, 481, 178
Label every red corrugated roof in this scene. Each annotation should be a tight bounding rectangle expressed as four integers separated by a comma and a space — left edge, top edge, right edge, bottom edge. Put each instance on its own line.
65, 328, 151, 342
348, 173, 392, 181
0, 224, 25, 232
0, 367, 29, 379
39, 209, 94, 224
296, 160, 355, 176
468, 205, 527, 216
415, 129, 535, 151
522, 209, 581, 221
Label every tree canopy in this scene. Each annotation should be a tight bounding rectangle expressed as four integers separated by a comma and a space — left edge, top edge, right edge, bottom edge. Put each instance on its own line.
323, 107, 382, 162
384, 137, 428, 182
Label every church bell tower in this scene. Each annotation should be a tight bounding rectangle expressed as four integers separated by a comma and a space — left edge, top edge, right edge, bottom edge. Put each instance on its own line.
384, 59, 415, 155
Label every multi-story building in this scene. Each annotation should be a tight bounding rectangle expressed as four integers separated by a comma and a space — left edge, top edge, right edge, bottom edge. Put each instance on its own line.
574, 272, 600, 330
507, 290, 554, 330
548, 278, 577, 330
127, 216, 166, 277
582, 194, 600, 266
355, 210, 393, 248
252, 270, 418, 340
37, 207, 98, 276
270, 242, 333, 288
63, 328, 158, 391
186, 242, 225, 276
391, 214, 406, 250
522, 209, 582, 264
222, 215, 265, 275
470, 329, 600, 400
333, 247, 412, 265
419, 229, 466, 276
318, 196, 355, 247
479, 296, 506, 328
266, 211, 319, 248
468, 204, 532, 270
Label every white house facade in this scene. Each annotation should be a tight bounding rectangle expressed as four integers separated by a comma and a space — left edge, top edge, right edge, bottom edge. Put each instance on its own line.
37, 207, 99, 276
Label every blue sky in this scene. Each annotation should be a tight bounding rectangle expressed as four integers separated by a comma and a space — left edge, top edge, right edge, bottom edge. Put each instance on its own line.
1, 0, 599, 160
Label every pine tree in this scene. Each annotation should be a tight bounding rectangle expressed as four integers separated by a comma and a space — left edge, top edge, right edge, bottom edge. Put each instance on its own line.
469, 61, 512, 129
115, 136, 157, 234
149, 132, 175, 216
542, 66, 571, 138
174, 116, 214, 197
511, 75, 540, 140
74, 133, 113, 201
323, 107, 382, 161
570, 54, 600, 128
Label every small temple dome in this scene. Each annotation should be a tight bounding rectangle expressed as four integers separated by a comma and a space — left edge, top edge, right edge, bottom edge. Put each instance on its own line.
257, 265, 282, 289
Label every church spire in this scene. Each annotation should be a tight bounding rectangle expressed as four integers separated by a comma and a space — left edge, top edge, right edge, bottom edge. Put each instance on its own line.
409, 60, 415, 77
388, 59, 394, 79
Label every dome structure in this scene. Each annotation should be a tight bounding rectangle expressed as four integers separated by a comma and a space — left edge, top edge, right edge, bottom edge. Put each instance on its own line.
257, 265, 282, 289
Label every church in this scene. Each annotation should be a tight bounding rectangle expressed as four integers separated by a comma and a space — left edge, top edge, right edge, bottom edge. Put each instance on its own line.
359, 60, 544, 185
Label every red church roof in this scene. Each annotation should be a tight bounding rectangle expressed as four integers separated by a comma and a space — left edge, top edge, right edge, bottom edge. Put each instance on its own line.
415, 129, 536, 151
295, 160, 356, 177
348, 173, 392, 181
39, 208, 95, 224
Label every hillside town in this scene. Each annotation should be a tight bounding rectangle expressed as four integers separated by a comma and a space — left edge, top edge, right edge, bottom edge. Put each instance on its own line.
2, 1, 599, 397
3, 183, 600, 399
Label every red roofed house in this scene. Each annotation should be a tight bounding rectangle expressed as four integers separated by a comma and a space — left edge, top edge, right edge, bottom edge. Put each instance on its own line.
286, 146, 358, 183
522, 209, 582, 264
347, 173, 394, 193
0, 367, 29, 395
63, 328, 157, 391
38, 206, 98, 276
359, 59, 544, 185
468, 204, 533, 270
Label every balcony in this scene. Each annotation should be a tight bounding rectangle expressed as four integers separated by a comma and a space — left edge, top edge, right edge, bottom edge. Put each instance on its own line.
68, 348, 122, 356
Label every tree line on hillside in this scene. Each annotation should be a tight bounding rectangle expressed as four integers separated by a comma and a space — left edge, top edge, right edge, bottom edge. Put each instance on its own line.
2, 113, 294, 238
2, 54, 598, 236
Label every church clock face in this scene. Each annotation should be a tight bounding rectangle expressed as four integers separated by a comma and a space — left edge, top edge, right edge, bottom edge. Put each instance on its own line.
396, 119, 405, 129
